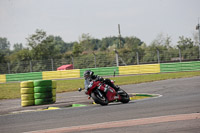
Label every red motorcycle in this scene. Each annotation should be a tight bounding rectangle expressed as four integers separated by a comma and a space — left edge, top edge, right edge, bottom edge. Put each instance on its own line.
79, 80, 130, 106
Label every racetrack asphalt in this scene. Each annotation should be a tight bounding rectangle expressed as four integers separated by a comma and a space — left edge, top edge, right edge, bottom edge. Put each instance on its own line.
0, 76, 200, 133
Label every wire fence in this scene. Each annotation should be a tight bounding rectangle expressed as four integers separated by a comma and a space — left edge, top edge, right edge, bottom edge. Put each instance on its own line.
0, 49, 199, 74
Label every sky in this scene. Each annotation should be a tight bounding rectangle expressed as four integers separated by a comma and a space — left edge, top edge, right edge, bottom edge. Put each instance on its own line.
0, 0, 200, 48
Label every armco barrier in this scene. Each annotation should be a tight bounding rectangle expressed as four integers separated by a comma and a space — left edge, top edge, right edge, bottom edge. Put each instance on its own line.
0, 74, 6, 83
2, 61, 200, 82
139, 64, 160, 74
80, 67, 119, 77
180, 61, 200, 71
160, 61, 200, 72
42, 69, 80, 80
119, 64, 160, 75
6, 72, 42, 82
160, 62, 181, 72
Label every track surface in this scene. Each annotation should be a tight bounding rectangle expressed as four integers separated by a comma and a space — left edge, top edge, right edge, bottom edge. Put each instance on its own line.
0, 76, 200, 133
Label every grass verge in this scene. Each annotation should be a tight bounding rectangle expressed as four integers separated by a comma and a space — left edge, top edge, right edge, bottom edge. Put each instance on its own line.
0, 71, 200, 100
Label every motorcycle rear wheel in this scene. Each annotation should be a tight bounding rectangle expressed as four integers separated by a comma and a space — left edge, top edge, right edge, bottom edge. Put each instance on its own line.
118, 89, 130, 103
91, 91, 108, 106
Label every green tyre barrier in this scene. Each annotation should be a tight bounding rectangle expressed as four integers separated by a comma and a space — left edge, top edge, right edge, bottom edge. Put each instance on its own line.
34, 92, 53, 99
21, 100, 34, 107
34, 80, 52, 87
21, 94, 34, 100
20, 81, 34, 88
35, 98, 53, 105
34, 86, 52, 93
21, 88, 34, 94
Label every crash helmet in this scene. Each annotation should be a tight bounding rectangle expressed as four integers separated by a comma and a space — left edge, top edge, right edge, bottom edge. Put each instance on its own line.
83, 70, 94, 79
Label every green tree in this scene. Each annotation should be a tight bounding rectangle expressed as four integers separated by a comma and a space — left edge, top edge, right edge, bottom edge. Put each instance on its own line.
72, 42, 82, 56
26, 29, 47, 49
124, 36, 143, 50
0, 53, 7, 63
177, 36, 198, 59
13, 43, 23, 52
0, 37, 10, 63
9, 49, 31, 62
79, 33, 96, 51
26, 29, 62, 60
141, 34, 173, 63
53, 36, 74, 53
0, 37, 10, 51
42, 35, 62, 59
177, 36, 194, 49
26, 29, 47, 59
7, 49, 32, 73
100, 36, 119, 51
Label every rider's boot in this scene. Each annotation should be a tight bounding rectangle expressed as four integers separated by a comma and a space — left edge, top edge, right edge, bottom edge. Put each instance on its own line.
114, 85, 124, 94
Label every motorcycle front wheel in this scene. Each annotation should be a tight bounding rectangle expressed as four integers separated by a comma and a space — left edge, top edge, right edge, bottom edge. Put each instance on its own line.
91, 91, 108, 106
118, 89, 130, 103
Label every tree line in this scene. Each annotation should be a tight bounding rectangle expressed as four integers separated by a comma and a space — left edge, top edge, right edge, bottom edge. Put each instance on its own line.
0, 29, 199, 74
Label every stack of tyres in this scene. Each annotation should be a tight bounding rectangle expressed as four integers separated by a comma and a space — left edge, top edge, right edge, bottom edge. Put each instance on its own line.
20, 81, 34, 107
52, 80, 57, 103
34, 80, 53, 105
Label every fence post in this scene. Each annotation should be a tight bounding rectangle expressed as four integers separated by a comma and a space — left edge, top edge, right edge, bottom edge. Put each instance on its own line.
136, 51, 139, 65
196, 21, 200, 59
71, 56, 74, 69
51, 58, 54, 71
114, 49, 119, 67
156, 48, 160, 63
30, 61, 32, 72
199, 26, 200, 59
7, 62, 10, 74
177, 46, 182, 62
92, 52, 97, 68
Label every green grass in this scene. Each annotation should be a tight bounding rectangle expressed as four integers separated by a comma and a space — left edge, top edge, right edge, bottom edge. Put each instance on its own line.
1, 71, 200, 100
0, 82, 21, 99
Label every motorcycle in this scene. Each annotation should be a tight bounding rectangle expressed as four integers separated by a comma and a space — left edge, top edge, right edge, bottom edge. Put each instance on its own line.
79, 80, 130, 106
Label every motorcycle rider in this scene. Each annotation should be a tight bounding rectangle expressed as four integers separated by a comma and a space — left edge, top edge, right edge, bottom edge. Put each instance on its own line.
83, 70, 120, 93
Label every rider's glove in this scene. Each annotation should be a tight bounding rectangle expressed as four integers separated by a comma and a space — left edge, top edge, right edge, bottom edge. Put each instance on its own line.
99, 77, 104, 82
85, 91, 88, 95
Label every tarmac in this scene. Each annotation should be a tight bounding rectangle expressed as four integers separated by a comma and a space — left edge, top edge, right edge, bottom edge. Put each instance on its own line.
0, 91, 93, 115
0, 84, 156, 115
